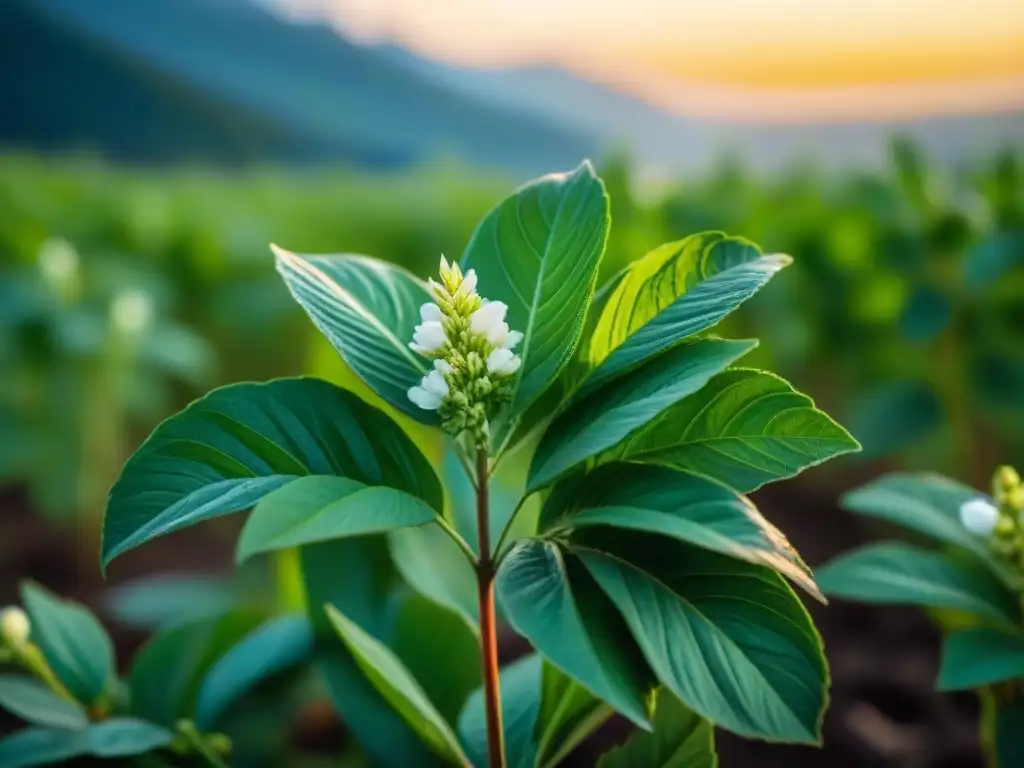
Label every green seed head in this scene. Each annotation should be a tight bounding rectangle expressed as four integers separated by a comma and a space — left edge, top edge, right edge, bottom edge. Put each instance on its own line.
993, 465, 1021, 503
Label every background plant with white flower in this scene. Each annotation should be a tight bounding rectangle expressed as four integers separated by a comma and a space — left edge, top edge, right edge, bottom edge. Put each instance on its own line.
91, 161, 861, 768
819, 464, 1024, 766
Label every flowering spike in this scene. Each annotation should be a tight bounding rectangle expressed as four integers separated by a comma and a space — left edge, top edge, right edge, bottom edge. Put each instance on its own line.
408, 257, 522, 445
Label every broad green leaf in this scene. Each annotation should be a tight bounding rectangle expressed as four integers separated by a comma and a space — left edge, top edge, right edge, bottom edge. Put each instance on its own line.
502, 253, 628, 453
584, 233, 789, 396
937, 627, 1024, 691
0, 676, 88, 729
965, 229, 1024, 288
840, 474, 1018, 586
460, 161, 610, 414
459, 654, 542, 768
301, 539, 439, 767
817, 542, 1020, 628
0, 728, 86, 768
103, 574, 240, 630
496, 539, 655, 729
194, 614, 314, 729
272, 246, 435, 422
529, 338, 756, 491
576, 530, 827, 744
326, 605, 470, 765
610, 369, 859, 492
536, 663, 612, 768
102, 378, 441, 565
237, 476, 436, 563
390, 524, 479, 630
393, 594, 481, 725
994, 695, 1024, 768
540, 464, 820, 601
129, 611, 265, 726
315, 647, 442, 768
597, 690, 716, 768
20, 582, 114, 706
0, 720, 172, 768
84, 718, 173, 757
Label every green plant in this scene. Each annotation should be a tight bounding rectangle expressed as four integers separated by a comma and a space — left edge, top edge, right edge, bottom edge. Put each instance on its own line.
17, 161, 859, 765
817, 464, 1024, 767
0, 584, 239, 767
0, 235, 215, 529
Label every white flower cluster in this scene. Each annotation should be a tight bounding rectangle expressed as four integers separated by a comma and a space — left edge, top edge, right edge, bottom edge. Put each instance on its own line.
406, 257, 523, 441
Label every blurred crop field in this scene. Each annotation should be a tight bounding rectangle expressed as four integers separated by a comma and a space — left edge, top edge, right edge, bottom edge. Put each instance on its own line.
1, 141, 1023, 765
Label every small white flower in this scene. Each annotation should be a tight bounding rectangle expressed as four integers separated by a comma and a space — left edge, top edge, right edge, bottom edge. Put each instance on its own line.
420, 302, 442, 323
422, 369, 449, 399
0, 606, 30, 647
408, 386, 442, 410
960, 498, 999, 536
470, 301, 510, 346
503, 330, 524, 351
434, 359, 452, 375
410, 320, 446, 355
408, 368, 450, 410
487, 347, 521, 376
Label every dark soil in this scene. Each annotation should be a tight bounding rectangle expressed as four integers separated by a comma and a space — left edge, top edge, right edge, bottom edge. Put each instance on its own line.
0, 468, 990, 767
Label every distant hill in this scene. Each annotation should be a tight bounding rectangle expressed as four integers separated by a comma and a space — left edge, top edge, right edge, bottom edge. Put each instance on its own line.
4, 0, 1019, 174
0, 0, 324, 164
377, 43, 1024, 175
3, 0, 595, 172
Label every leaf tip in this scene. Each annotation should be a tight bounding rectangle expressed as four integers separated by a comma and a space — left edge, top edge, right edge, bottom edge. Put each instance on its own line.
765, 252, 795, 269
270, 243, 298, 267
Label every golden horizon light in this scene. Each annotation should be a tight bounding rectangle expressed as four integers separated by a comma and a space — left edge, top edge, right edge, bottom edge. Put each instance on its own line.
275, 0, 1024, 119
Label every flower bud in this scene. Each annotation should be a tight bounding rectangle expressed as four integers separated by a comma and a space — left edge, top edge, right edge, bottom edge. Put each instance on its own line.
994, 465, 1021, 495
993, 465, 1021, 508
0, 606, 30, 647
995, 516, 1017, 539
109, 288, 154, 336
1006, 487, 1024, 513
208, 734, 233, 754
960, 498, 999, 536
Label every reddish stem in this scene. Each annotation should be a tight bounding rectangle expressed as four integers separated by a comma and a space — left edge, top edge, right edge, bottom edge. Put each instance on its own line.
476, 448, 506, 768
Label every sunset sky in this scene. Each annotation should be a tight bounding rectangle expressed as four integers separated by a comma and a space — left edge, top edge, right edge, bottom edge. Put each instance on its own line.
277, 0, 1024, 119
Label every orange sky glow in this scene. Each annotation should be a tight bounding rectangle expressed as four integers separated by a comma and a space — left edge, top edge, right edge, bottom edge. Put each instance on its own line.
278, 0, 1024, 119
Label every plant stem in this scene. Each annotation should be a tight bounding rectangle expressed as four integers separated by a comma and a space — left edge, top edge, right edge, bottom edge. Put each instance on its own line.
176, 721, 230, 768
16, 644, 75, 703
475, 448, 506, 768
492, 494, 530, 566
436, 516, 478, 564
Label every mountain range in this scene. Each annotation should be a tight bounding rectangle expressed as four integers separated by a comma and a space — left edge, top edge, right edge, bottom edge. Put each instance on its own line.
3, 0, 1021, 175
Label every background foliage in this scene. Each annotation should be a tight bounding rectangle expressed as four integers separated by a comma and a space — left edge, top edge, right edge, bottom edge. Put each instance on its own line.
0, 140, 1022, 765
2, 143, 1021, 525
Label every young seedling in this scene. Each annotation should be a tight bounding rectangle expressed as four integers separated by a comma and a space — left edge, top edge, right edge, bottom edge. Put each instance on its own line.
0, 584, 234, 767
92, 161, 858, 766
818, 464, 1024, 767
